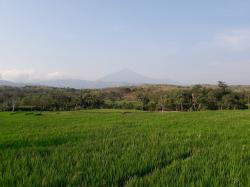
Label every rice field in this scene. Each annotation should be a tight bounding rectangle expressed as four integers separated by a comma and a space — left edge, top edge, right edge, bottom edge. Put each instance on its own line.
1, 110, 250, 186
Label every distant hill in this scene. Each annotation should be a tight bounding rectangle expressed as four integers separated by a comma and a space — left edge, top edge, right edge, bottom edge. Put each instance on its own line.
99, 69, 179, 85
0, 79, 131, 89
0, 80, 25, 87
33, 79, 131, 89
0, 69, 180, 89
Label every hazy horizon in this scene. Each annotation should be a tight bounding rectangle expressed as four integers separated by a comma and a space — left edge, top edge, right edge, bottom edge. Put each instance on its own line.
1, 1, 250, 85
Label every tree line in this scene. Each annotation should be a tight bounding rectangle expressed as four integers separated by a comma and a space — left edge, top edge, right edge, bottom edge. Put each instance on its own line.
138, 82, 249, 111
0, 81, 249, 112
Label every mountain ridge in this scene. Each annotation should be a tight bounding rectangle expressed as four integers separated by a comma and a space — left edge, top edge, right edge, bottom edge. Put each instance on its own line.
0, 69, 179, 89
98, 69, 179, 85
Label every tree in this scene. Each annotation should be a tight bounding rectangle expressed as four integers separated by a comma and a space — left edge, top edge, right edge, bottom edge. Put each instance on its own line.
80, 92, 104, 109
218, 81, 230, 95
207, 90, 218, 110
137, 93, 150, 110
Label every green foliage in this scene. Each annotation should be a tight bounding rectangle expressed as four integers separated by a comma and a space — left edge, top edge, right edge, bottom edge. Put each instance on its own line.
79, 91, 104, 109
138, 82, 248, 111
1, 110, 250, 186
0, 82, 249, 112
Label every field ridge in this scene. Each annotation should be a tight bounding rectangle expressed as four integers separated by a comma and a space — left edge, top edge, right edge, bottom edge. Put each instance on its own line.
119, 151, 193, 187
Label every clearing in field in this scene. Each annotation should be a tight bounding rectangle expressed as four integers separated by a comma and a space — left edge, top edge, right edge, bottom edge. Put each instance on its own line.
1, 110, 250, 186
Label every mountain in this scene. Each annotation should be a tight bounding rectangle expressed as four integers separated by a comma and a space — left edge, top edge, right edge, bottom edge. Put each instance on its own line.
0, 69, 179, 89
0, 80, 26, 87
99, 69, 179, 85
33, 79, 131, 89
0, 79, 131, 89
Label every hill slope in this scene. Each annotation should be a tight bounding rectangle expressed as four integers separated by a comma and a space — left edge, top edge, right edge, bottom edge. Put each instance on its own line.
0, 69, 179, 89
99, 69, 179, 85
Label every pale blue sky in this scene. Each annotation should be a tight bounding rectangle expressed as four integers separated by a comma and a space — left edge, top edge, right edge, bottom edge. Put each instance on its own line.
0, 0, 250, 84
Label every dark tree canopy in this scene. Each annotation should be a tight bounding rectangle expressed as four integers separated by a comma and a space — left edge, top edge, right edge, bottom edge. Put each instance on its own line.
0, 82, 249, 112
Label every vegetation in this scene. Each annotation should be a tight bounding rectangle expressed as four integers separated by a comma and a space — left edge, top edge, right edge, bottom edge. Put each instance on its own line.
0, 82, 249, 112
1, 110, 250, 186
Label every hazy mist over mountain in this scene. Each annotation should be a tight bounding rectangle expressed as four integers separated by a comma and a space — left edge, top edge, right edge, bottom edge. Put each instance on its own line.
0, 69, 179, 89
99, 69, 179, 84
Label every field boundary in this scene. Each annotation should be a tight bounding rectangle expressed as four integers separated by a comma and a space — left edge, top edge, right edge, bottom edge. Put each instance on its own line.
118, 151, 193, 187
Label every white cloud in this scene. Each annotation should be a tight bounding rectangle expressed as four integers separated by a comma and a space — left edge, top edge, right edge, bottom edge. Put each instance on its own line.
47, 72, 64, 79
0, 69, 35, 81
215, 29, 250, 51
0, 69, 65, 81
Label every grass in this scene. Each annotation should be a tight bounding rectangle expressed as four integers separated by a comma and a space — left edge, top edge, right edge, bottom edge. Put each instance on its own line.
1, 110, 250, 186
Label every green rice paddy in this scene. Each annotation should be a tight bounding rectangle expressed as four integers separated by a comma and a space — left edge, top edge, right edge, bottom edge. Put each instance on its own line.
1, 110, 250, 186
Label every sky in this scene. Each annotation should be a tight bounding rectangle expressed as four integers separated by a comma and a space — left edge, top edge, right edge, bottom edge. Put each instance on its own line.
0, 0, 250, 84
